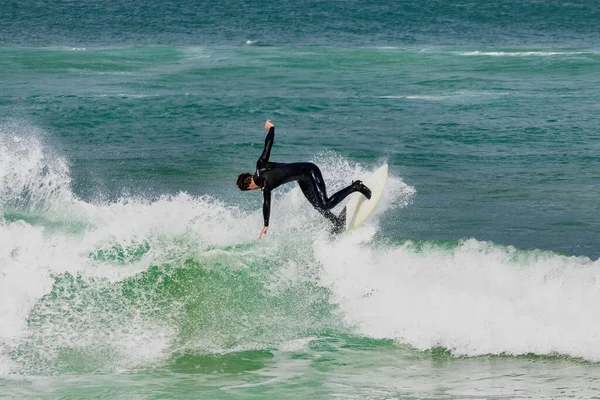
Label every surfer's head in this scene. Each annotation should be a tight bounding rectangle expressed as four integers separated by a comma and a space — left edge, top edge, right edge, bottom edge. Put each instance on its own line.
237, 173, 258, 190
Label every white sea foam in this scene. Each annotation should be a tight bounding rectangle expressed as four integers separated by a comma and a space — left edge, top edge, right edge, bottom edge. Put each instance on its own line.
380, 91, 508, 102
181, 46, 211, 60
316, 237, 600, 360
459, 51, 593, 57
405, 95, 448, 101
378, 94, 448, 101
44, 46, 88, 52
0, 355, 9, 376
0, 192, 244, 373
93, 93, 156, 98
0, 124, 232, 372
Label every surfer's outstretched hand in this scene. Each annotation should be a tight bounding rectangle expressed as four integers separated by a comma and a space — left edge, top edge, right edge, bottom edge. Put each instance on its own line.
258, 226, 268, 239
264, 120, 274, 131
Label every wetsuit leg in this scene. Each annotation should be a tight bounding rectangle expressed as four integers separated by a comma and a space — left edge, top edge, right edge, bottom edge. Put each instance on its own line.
306, 165, 358, 210
297, 180, 339, 225
297, 164, 360, 230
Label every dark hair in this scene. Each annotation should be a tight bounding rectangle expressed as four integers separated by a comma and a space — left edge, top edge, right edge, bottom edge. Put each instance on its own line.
237, 173, 253, 190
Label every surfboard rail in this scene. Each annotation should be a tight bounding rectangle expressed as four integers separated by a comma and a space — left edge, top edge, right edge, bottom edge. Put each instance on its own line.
345, 163, 388, 231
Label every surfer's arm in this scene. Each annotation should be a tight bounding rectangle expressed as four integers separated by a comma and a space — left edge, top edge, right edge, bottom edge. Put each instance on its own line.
262, 188, 271, 227
258, 121, 275, 164
259, 188, 271, 239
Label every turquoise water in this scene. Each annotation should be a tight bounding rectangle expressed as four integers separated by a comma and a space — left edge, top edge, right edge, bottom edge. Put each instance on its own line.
2, 1, 600, 398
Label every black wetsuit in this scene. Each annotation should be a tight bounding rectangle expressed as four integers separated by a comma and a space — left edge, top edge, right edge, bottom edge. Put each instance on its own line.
253, 126, 359, 228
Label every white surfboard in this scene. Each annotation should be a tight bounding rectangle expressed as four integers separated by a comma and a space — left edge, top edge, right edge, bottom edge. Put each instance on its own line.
344, 163, 388, 231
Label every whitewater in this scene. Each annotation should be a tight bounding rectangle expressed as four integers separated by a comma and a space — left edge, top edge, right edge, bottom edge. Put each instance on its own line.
2, 122, 599, 382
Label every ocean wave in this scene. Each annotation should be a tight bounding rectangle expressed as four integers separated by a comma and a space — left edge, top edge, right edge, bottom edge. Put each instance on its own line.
0, 132, 414, 374
317, 236, 600, 361
4, 123, 599, 376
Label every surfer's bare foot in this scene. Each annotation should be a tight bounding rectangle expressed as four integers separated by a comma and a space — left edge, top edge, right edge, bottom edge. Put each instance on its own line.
264, 120, 274, 131
352, 180, 371, 199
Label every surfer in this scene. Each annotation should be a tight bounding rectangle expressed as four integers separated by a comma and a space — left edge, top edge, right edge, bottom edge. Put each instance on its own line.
237, 120, 372, 239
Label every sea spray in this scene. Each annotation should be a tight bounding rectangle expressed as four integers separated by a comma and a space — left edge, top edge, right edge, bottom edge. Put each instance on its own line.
0, 121, 73, 215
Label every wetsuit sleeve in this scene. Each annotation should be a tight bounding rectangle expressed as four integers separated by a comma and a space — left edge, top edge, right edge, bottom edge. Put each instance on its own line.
262, 187, 271, 227
258, 126, 275, 165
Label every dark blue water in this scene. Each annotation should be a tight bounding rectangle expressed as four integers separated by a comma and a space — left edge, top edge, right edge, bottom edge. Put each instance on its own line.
2, 0, 600, 47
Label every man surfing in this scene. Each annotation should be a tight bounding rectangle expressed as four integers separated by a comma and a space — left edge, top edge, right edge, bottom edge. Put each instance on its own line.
237, 120, 372, 239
